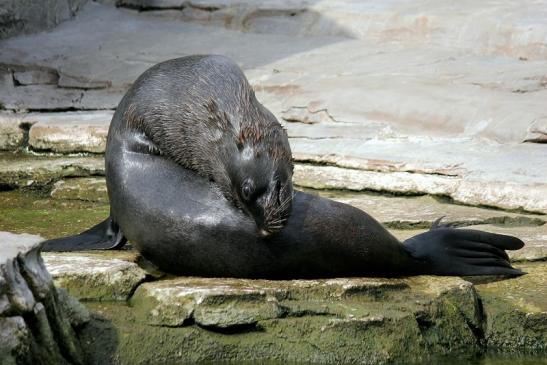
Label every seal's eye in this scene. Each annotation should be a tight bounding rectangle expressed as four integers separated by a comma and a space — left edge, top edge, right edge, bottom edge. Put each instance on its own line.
241, 180, 254, 201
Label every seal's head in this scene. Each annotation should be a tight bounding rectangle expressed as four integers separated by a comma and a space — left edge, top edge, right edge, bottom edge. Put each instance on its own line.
228, 123, 294, 237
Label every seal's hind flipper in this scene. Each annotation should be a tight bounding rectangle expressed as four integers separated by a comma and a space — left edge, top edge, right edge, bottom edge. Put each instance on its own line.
42, 217, 127, 251
403, 227, 525, 276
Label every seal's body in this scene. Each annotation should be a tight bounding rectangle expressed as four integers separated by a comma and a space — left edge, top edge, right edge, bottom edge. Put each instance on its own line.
43, 55, 524, 278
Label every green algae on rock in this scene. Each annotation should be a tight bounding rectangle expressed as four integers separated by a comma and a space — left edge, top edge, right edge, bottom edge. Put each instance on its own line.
50, 177, 108, 203
0, 152, 104, 190
95, 275, 485, 364
42, 252, 147, 301
474, 262, 547, 352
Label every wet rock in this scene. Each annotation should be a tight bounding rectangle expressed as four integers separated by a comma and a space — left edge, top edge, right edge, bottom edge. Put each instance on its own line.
42, 251, 146, 301
473, 262, 547, 351
0, 154, 104, 189
50, 177, 108, 203
27, 111, 112, 153
0, 113, 25, 151
0, 231, 86, 365
117, 275, 484, 363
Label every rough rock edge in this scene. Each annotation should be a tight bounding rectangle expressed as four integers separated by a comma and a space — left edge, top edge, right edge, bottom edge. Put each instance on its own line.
0, 232, 88, 365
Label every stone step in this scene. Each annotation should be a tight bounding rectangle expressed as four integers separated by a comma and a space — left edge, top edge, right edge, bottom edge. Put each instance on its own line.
295, 162, 547, 214
38, 246, 546, 363
1, 109, 545, 212
1, 3, 545, 145
0, 153, 104, 190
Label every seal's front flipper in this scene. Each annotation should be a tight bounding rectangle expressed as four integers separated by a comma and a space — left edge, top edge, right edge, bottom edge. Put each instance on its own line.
42, 217, 127, 252
403, 227, 525, 276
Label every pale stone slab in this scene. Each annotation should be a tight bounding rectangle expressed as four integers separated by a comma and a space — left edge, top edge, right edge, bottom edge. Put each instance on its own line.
294, 164, 547, 214
165, 0, 547, 60
316, 190, 546, 229
42, 251, 146, 301
27, 111, 112, 153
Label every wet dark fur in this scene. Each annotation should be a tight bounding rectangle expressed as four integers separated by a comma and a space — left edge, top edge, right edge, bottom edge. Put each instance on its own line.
123, 55, 293, 233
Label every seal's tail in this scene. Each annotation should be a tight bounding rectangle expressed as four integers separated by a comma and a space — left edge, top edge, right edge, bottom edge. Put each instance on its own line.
42, 217, 127, 251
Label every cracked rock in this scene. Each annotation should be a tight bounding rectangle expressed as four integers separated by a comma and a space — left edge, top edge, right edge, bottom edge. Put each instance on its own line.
0, 231, 86, 365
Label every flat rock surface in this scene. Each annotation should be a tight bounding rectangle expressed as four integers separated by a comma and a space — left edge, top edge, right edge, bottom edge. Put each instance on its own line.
0, 152, 104, 189
0, 2, 545, 211
314, 190, 546, 228
42, 251, 146, 301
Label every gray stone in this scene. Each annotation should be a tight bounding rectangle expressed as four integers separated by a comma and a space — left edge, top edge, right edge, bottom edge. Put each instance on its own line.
27, 111, 112, 153
294, 162, 547, 214
0, 316, 30, 365
0, 231, 85, 365
0, 0, 89, 40
13, 69, 59, 86
42, 251, 147, 301
315, 190, 546, 229
0, 154, 105, 189
0, 84, 124, 111
0, 113, 25, 151
57, 73, 111, 89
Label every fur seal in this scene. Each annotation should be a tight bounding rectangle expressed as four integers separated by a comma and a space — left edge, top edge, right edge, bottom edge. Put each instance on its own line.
43, 55, 525, 278
120, 55, 293, 236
